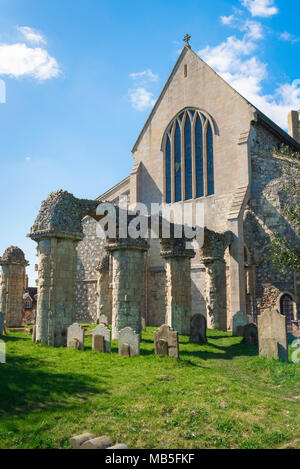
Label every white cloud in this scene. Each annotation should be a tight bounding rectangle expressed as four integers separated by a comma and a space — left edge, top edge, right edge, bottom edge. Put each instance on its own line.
129, 87, 156, 111
17, 26, 46, 45
25, 156, 31, 161
199, 36, 258, 73
0, 43, 60, 80
128, 69, 158, 111
129, 69, 159, 82
241, 20, 264, 40
241, 0, 278, 18
279, 31, 300, 44
220, 15, 235, 25
220, 10, 264, 41
198, 29, 300, 130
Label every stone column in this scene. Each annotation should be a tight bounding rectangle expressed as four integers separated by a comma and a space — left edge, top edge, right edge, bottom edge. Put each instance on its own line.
202, 257, 227, 331
201, 229, 233, 331
106, 238, 148, 339
96, 254, 112, 325
160, 238, 195, 335
28, 190, 100, 346
33, 233, 82, 346
0, 247, 28, 327
0, 265, 8, 323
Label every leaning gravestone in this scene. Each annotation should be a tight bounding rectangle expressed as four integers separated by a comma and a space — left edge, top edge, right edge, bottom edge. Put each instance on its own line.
190, 314, 207, 344
242, 323, 258, 345
258, 308, 288, 361
232, 310, 248, 336
154, 324, 179, 358
118, 327, 140, 357
67, 323, 85, 350
0, 313, 3, 336
92, 324, 111, 353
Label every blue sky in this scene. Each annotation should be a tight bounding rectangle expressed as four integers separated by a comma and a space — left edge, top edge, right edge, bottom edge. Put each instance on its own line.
0, 0, 299, 283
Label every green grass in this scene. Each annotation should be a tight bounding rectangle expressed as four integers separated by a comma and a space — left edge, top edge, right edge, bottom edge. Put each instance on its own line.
0, 327, 299, 449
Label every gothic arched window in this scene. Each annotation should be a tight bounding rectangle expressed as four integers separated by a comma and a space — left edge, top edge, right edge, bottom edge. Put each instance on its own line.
164, 108, 215, 203
165, 136, 171, 204
280, 293, 294, 326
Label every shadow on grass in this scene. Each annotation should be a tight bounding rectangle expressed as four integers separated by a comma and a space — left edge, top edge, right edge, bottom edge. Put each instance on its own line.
180, 341, 258, 362
0, 354, 108, 417
0, 335, 28, 343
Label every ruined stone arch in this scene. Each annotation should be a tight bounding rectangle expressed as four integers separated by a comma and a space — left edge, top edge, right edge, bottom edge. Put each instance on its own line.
277, 291, 297, 327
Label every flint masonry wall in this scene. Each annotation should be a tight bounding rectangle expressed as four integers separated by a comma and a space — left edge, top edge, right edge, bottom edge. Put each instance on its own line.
75, 216, 106, 322
244, 123, 300, 319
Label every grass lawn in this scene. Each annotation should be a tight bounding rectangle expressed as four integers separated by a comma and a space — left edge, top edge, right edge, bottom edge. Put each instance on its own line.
0, 326, 299, 449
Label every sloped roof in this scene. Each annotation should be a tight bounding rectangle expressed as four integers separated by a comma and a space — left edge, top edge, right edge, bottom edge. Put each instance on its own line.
131, 46, 300, 153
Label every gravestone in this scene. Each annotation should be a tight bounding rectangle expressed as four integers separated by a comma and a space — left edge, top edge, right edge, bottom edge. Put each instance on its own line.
119, 343, 131, 357
67, 323, 84, 350
232, 310, 248, 336
0, 313, 3, 336
190, 314, 207, 344
258, 308, 288, 361
118, 327, 140, 357
93, 335, 105, 352
154, 324, 179, 358
98, 314, 108, 325
68, 338, 82, 350
92, 324, 111, 353
156, 339, 169, 356
242, 323, 258, 345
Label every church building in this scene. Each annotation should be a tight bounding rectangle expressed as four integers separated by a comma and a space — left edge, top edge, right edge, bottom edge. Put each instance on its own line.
75, 39, 300, 331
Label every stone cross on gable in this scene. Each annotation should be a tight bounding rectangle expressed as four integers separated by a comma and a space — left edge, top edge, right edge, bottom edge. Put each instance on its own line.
183, 34, 191, 48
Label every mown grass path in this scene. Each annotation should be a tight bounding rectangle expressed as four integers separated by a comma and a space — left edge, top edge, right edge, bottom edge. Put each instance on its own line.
0, 327, 299, 449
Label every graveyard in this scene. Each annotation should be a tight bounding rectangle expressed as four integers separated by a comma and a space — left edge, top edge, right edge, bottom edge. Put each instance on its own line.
0, 1, 300, 453
0, 325, 299, 450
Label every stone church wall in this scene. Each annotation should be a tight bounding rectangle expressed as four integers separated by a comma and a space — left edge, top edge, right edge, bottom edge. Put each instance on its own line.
146, 267, 166, 326
244, 123, 299, 319
75, 216, 106, 323
191, 265, 206, 317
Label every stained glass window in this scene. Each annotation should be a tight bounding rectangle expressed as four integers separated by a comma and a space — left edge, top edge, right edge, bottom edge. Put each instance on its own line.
164, 109, 214, 203
195, 115, 204, 198
206, 122, 214, 196
174, 122, 182, 202
165, 136, 171, 204
184, 115, 192, 200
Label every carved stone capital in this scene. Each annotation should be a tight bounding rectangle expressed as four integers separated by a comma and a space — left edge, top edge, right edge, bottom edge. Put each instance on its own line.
159, 237, 195, 259
200, 228, 233, 261
106, 237, 149, 253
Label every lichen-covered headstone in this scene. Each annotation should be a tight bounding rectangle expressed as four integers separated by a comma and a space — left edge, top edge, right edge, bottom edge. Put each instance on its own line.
119, 343, 131, 357
242, 323, 258, 345
232, 310, 248, 336
92, 323, 111, 353
118, 327, 140, 357
0, 313, 3, 336
190, 314, 207, 344
154, 324, 179, 358
156, 339, 169, 356
67, 323, 84, 350
258, 308, 288, 361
